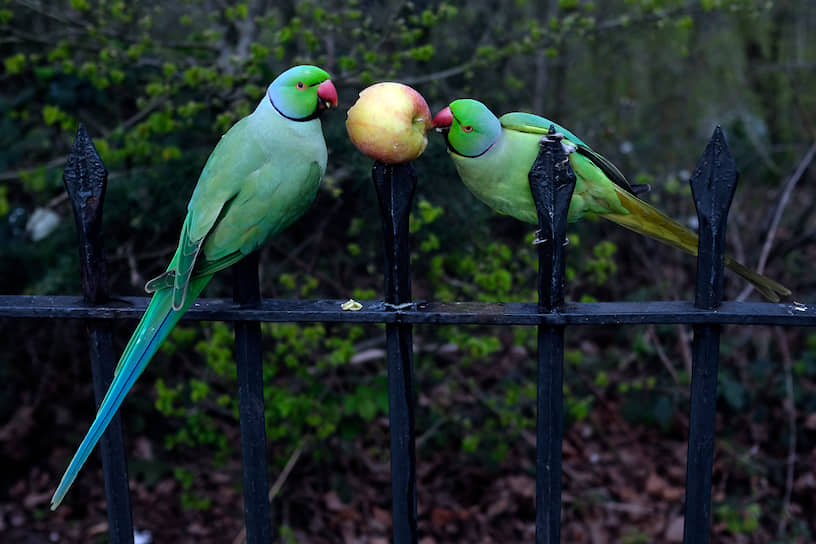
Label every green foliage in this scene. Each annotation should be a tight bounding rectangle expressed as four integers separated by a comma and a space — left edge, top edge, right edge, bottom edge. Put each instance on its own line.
279, 525, 299, 544
715, 501, 761, 535
620, 528, 651, 544
155, 314, 386, 474
173, 467, 213, 511
4, 52, 24, 74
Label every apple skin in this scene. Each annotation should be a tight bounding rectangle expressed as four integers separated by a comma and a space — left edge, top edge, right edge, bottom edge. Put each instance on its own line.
345, 82, 432, 164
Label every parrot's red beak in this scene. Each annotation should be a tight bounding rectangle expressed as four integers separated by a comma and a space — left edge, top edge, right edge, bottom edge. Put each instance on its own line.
317, 79, 338, 110
432, 106, 453, 132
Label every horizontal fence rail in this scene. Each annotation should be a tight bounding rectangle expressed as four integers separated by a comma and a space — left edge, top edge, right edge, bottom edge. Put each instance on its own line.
1, 124, 814, 544
4, 295, 814, 326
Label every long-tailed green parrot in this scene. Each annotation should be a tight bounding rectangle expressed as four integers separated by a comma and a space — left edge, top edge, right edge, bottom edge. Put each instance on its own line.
431, 99, 790, 302
51, 65, 338, 509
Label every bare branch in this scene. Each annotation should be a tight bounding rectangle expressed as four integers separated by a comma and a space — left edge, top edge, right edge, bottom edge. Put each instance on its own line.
230, 440, 306, 544
400, 63, 475, 85
0, 156, 68, 181
737, 140, 816, 300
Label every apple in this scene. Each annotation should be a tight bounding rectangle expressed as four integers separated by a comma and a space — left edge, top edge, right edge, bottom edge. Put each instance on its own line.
345, 82, 432, 164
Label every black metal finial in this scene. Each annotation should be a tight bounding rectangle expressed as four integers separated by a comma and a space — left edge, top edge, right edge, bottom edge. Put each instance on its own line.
529, 125, 577, 311
63, 123, 110, 304
372, 162, 418, 305
689, 126, 738, 310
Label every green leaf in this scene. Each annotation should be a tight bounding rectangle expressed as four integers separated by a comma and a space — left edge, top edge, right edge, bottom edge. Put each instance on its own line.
462, 434, 480, 453
42, 104, 64, 126
109, 69, 125, 83
0, 186, 10, 217
70, 0, 91, 11
4, 53, 25, 74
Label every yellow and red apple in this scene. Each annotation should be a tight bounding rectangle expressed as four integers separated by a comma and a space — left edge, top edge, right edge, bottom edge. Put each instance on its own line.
345, 82, 432, 164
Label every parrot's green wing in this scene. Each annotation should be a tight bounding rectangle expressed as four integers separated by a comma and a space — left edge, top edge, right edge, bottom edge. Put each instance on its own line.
142, 118, 254, 310
171, 214, 210, 310
499, 112, 588, 145
500, 112, 640, 195
146, 116, 321, 311
142, 231, 245, 294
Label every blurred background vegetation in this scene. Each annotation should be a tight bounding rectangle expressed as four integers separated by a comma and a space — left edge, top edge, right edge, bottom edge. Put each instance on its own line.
2, 0, 816, 542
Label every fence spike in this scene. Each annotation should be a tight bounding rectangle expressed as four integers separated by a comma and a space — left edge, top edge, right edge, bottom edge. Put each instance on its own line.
372, 161, 418, 544
689, 126, 738, 310
64, 123, 110, 305
529, 125, 577, 311
62, 124, 134, 544
529, 125, 576, 544
684, 127, 737, 544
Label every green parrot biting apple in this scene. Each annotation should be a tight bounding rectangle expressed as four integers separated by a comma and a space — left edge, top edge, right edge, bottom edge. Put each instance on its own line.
432, 99, 790, 302
51, 65, 338, 509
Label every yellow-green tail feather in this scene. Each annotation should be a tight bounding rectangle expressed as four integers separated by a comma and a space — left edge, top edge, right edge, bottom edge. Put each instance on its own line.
604, 187, 790, 302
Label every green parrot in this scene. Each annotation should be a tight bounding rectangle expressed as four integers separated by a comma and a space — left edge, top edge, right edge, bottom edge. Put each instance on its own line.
51, 65, 338, 509
432, 99, 790, 302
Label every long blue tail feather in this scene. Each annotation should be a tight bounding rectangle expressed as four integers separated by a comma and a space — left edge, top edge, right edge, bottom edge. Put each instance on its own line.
51, 276, 210, 509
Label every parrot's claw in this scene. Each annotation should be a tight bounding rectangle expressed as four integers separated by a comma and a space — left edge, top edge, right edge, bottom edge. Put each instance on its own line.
539, 132, 564, 145
533, 230, 569, 247
561, 141, 577, 155
538, 133, 577, 157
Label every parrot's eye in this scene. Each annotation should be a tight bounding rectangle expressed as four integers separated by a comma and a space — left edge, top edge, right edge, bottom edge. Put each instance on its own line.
461, 125, 474, 133
296, 81, 306, 90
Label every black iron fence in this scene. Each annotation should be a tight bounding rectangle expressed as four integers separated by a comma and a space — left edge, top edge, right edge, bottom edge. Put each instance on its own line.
1, 125, 814, 544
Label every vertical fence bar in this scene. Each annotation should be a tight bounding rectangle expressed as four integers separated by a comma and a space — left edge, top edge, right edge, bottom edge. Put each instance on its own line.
233, 251, 273, 544
683, 127, 737, 544
63, 124, 134, 543
372, 162, 419, 544
529, 127, 576, 544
